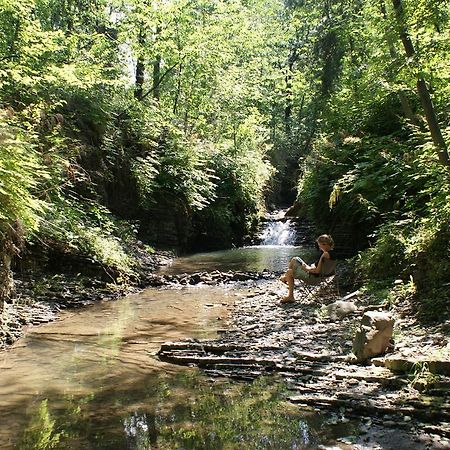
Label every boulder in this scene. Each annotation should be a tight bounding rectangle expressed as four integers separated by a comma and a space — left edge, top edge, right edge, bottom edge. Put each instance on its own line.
352, 311, 394, 363
326, 300, 357, 320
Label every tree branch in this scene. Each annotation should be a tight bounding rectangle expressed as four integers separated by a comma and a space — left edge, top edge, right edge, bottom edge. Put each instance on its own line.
139, 60, 182, 102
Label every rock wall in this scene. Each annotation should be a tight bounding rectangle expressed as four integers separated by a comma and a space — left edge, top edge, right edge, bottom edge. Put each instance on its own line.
140, 196, 192, 251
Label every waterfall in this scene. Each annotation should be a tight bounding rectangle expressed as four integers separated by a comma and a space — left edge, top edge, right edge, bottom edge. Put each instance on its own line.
259, 219, 296, 246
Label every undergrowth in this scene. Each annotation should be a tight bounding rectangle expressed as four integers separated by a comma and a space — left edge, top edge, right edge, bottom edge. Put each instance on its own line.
297, 125, 450, 323
37, 196, 141, 281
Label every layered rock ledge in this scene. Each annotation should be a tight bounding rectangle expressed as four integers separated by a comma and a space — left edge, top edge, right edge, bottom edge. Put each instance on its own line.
157, 278, 450, 445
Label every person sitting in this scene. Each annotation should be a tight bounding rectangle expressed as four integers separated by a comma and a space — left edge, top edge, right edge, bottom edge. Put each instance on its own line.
279, 234, 336, 304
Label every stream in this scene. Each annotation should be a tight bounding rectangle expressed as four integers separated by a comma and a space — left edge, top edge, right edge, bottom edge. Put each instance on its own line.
0, 282, 354, 450
0, 223, 370, 449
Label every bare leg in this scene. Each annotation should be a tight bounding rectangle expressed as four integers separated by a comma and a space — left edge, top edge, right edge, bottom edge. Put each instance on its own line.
280, 259, 296, 285
280, 268, 295, 303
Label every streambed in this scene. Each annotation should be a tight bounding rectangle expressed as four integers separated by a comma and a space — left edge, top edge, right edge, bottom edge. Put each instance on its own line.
0, 271, 356, 450
1, 243, 447, 449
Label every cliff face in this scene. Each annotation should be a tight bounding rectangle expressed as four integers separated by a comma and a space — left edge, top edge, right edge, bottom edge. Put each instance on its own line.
140, 197, 192, 251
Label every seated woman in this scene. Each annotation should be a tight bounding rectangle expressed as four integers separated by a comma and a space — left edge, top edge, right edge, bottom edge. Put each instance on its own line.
280, 234, 336, 304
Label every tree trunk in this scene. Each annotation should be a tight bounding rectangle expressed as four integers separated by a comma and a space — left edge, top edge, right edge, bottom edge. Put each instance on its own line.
134, 29, 146, 100
398, 91, 418, 125
284, 48, 297, 135
379, 0, 419, 126
284, 75, 292, 135
0, 222, 22, 310
0, 245, 13, 311
295, 93, 305, 145
152, 25, 162, 101
173, 62, 183, 114
391, 0, 450, 167
152, 55, 161, 101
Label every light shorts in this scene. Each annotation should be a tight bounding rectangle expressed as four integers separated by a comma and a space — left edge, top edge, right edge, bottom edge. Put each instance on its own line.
291, 257, 311, 281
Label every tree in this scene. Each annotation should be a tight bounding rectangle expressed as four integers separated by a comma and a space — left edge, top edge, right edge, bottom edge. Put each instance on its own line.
391, 0, 450, 167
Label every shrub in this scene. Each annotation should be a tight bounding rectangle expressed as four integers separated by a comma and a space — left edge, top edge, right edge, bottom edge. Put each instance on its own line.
38, 196, 137, 278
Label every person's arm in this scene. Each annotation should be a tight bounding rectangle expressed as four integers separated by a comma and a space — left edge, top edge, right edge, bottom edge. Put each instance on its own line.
304, 252, 329, 274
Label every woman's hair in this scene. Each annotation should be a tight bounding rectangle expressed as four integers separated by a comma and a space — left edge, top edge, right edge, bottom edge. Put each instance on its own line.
316, 234, 334, 248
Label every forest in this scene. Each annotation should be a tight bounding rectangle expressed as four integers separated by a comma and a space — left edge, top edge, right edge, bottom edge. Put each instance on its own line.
1, 0, 450, 447
1, 0, 448, 318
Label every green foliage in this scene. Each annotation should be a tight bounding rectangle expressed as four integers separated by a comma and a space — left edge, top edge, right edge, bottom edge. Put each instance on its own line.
107, 103, 218, 212
191, 114, 274, 247
361, 93, 411, 136
153, 133, 217, 211
299, 125, 450, 300
295, 0, 450, 319
355, 225, 407, 282
0, 0, 281, 288
407, 361, 439, 391
97, 99, 274, 249
298, 133, 414, 231
39, 196, 137, 277
0, 119, 48, 231
20, 399, 62, 450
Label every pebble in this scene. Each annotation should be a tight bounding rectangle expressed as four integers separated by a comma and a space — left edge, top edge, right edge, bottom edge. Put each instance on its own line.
384, 420, 397, 426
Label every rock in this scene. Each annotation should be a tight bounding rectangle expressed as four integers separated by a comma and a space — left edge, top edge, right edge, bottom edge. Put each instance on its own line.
341, 290, 360, 301
377, 357, 450, 376
352, 311, 394, 363
326, 301, 357, 320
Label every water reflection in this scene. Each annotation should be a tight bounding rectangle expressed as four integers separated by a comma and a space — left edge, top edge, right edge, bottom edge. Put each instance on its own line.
0, 282, 360, 450
0, 286, 236, 449
18, 373, 343, 450
119, 374, 324, 450
20, 399, 62, 450
160, 246, 318, 275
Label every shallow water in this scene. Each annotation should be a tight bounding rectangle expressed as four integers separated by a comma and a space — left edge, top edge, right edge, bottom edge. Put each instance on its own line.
0, 287, 324, 449
160, 245, 318, 275
0, 286, 230, 448
0, 283, 360, 449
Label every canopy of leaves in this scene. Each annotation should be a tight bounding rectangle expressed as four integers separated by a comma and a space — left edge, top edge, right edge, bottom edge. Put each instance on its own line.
288, 0, 450, 316
0, 0, 280, 281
